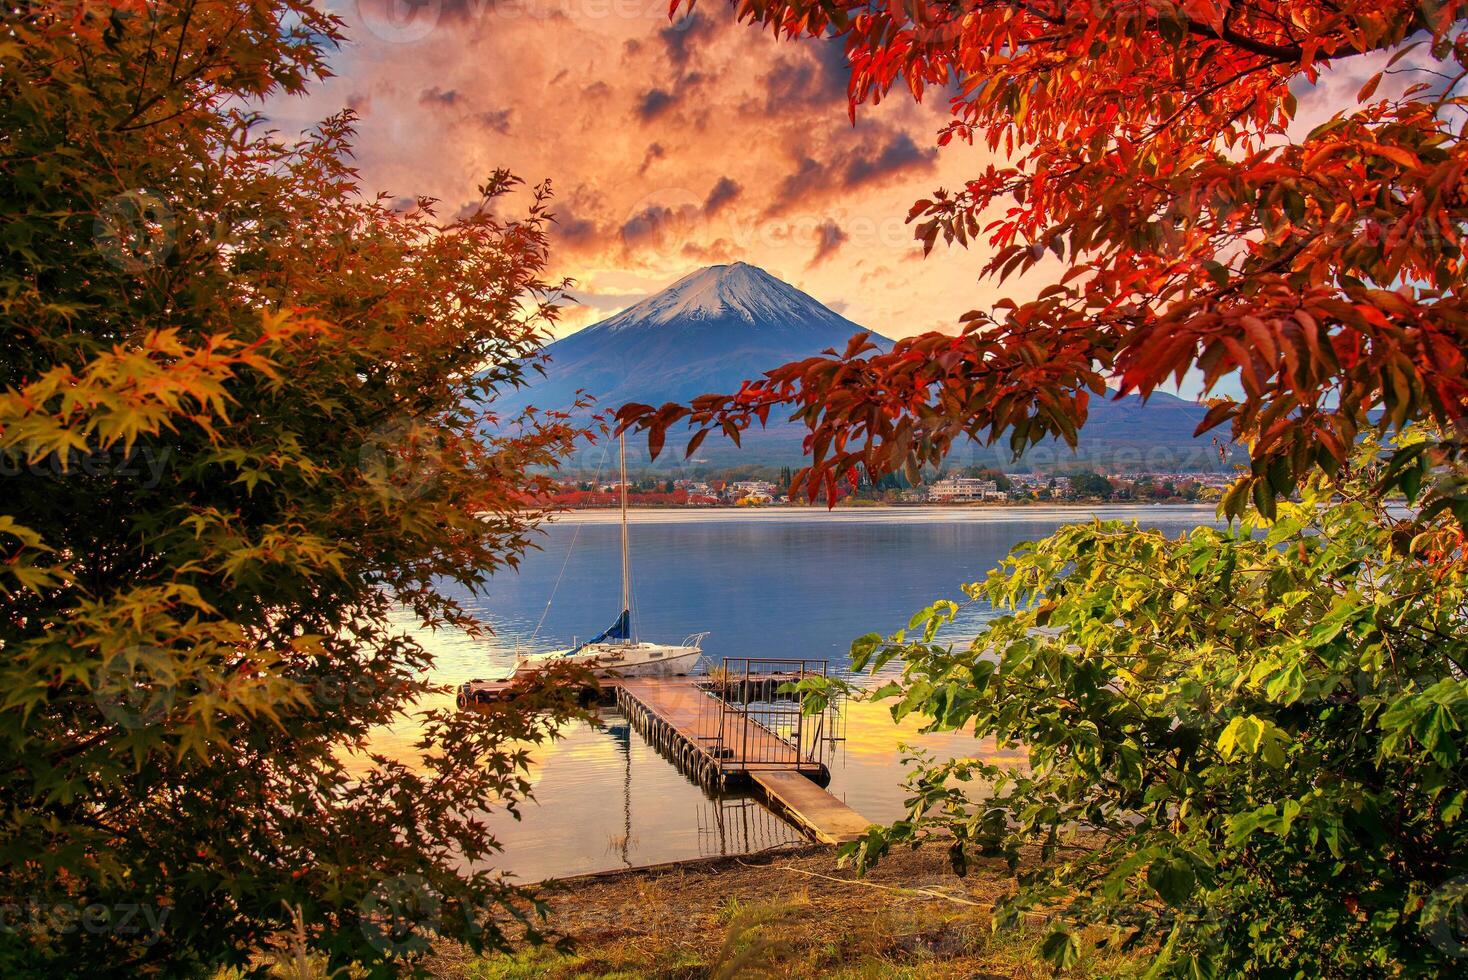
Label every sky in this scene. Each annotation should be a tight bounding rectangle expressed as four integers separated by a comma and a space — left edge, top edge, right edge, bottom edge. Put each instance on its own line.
263, 0, 1390, 403
268, 0, 1011, 341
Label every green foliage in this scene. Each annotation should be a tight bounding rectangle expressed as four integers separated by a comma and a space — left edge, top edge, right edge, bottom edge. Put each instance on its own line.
1067, 471, 1114, 499
0, 2, 589, 975
845, 434, 1468, 976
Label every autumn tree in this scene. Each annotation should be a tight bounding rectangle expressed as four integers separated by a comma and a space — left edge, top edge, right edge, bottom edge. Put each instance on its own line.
1, 2, 585, 974
848, 438, 1468, 974
1069, 470, 1115, 498
619, 0, 1468, 973
626, 0, 1468, 519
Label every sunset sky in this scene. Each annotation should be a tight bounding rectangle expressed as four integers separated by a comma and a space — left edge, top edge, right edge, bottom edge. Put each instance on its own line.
266, 1, 1383, 374
267, 1, 1021, 341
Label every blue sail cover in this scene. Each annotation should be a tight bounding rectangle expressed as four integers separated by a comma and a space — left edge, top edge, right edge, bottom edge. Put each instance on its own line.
572, 609, 630, 653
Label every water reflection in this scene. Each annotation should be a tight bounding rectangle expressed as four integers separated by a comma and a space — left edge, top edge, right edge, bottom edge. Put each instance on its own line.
697, 797, 807, 856
401, 507, 1220, 880
475, 707, 813, 881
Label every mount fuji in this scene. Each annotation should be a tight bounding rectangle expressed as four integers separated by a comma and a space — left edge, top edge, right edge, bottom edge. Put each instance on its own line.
506, 262, 891, 419
496, 262, 1234, 471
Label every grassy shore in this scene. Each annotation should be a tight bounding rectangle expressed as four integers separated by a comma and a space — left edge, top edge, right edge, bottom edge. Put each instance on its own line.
434, 844, 1140, 979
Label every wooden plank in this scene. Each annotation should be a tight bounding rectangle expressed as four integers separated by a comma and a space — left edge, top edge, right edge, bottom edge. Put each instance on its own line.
619, 679, 811, 772
606, 678, 875, 845
460, 675, 626, 703
752, 770, 872, 845
618, 678, 708, 733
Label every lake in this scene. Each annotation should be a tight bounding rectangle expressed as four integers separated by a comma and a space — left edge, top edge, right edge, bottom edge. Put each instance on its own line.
387, 505, 1221, 881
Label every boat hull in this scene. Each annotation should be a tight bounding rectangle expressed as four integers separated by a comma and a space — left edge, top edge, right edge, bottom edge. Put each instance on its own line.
589, 647, 702, 678
513, 643, 703, 681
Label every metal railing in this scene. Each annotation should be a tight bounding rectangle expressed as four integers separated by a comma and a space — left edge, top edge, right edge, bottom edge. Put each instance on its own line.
698, 658, 837, 776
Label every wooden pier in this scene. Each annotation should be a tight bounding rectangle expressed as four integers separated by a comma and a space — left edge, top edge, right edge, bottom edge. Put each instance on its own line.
615, 677, 871, 845
750, 770, 872, 845
460, 670, 872, 845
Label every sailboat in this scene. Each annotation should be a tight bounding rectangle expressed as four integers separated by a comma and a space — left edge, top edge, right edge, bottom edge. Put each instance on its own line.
509, 434, 707, 680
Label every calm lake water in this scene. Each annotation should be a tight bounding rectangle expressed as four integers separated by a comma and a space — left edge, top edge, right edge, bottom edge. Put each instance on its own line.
386, 505, 1220, 882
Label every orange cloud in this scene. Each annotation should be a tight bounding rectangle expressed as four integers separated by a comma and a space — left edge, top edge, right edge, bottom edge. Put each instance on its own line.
269, 0, 1028, 340
808, 219, 847, 268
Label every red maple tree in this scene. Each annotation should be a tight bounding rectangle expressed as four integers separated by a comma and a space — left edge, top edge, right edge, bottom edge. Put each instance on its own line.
623, 0, 1468, 521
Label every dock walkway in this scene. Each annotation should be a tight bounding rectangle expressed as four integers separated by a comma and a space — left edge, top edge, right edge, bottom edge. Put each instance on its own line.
752, 770, 873, 845
615, 677, 870, 845
459, 673, 871, 845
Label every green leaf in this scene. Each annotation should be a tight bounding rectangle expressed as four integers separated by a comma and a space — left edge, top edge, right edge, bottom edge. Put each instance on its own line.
850, 632, 882, 670
1147, 856, 1196, 906
1041, 928, 1081, 969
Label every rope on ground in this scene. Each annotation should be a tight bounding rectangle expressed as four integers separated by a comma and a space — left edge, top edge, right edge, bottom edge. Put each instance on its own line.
735, 861, 989, 909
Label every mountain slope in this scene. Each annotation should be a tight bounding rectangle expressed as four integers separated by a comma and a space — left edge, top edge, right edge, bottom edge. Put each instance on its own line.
502, 263, 891, 419
495, 263, 1234, 471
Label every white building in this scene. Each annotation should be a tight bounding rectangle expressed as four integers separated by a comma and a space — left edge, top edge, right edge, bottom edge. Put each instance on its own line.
927, 477, 1002, 502
730, 480, 777, 497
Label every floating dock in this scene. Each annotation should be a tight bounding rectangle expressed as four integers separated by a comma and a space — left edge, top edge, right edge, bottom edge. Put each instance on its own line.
616, 677, 870, 845
750, 770, 873, 845
460, 667, 872, 845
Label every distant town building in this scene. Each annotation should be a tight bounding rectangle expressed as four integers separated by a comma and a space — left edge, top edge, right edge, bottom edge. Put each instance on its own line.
730, 480, 777, 497
927, 477, 1003, 502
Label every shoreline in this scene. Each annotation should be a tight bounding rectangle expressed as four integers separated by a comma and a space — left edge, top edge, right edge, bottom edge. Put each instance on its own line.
540, 502, 1223, 525
441, 842, 1133, 979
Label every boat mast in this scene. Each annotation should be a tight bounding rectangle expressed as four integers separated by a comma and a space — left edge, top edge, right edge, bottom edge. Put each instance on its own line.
619, 432, 630, 619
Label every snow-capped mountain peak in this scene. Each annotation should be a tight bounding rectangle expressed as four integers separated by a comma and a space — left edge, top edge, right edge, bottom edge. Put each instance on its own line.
595, 262, 852, 332
486, 261, 1227, 467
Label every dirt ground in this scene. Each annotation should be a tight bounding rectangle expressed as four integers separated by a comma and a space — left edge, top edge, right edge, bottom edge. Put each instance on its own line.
429, 843, 1137, 979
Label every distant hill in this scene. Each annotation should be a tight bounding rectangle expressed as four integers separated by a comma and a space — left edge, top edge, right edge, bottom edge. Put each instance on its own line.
491, 262, 1237, 475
